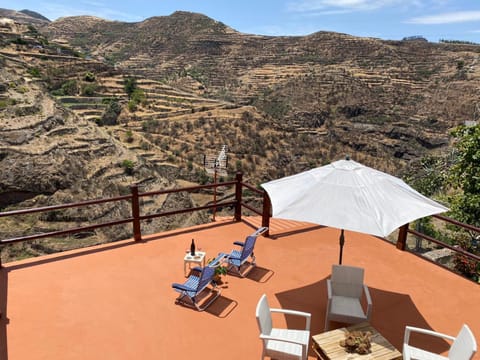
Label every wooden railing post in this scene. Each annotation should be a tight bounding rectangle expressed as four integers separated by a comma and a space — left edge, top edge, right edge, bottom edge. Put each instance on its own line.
262, 191, 271, 237
397, 223, 409, 250
234, 172, 243, 222
130, 184, 142, 242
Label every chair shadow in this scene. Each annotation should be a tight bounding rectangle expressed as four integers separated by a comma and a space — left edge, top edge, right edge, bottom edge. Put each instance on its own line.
174, 288, 237, 318
275, 277, 452, 357
245, 266, 274, 283
226, 264, 274, 283
204, 295, 238, 318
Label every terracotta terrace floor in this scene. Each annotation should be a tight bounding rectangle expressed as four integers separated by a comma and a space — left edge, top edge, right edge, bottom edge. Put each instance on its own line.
0, 217, 478, 360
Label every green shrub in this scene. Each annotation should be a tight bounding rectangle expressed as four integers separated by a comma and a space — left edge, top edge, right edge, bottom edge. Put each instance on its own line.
27, 67, 41, 78
100, 99, 121, 126
11, 37, 27, 45
142, 119, 159, 132
195, 169, 210, 185
58, 79, 78, 96
123, 77, 137, 97
128, 99, 137, 112
120, 159, 135, 175
125, 130, 134, 143
131, 88, 146, 104
128, 88, 146, 112
81, 83, 97, 96
84, 71, 96, 82
140, 141, 151, 150
0, 98, 17, 109
15, 86, 29, 94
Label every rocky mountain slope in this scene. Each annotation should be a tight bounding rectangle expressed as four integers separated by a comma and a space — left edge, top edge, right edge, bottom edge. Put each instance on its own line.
0, 19, 217, 260
40, 11, 480, 163
0, 10, 479, 261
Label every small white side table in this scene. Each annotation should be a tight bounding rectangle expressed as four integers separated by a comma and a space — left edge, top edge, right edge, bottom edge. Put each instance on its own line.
183, 251, 206, 276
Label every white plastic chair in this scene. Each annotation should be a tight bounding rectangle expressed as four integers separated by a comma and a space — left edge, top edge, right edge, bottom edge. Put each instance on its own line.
255, 294, 311, 360
324, 264, 372, 331
403, 324, 477, 360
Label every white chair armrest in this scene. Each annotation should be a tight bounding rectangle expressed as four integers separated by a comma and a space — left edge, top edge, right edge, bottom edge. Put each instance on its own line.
259, 333, 308, 346
270, 308, 312, 330
404, 326, 456, 345
363, 284, 372, 319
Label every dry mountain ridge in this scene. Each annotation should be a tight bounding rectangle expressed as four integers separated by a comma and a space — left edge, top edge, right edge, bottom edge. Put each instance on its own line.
0, 8, 50, 25
41, 12, 480, 145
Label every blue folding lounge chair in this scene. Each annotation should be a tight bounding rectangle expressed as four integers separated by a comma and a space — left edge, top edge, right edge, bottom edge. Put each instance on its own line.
218, 226, 268, 277
171, 266, 220, 311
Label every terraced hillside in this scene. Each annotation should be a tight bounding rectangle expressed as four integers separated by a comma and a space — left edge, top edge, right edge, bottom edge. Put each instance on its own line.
39, 12, 480, 169
0, 25, 219, 261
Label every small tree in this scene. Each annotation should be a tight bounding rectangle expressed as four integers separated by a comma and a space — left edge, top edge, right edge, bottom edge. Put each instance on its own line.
448, 124, 480, 282
84, 71, 96, 82
125, 130, 134, 143
81, 83, 97, 96
120, 160, 135, 175
449, 124, 480, 227
127, 88, 146, 112
123, 77, 137, 98
61, 79, 78, 96
100, 99, 121, 126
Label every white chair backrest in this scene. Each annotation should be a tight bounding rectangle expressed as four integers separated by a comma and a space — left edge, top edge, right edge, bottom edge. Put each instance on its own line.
449, 324, 477, 360
256, 294, 273, 335
331, 265, 364, 298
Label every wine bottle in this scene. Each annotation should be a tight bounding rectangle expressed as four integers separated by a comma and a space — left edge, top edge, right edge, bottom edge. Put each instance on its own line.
190, 239, 196, 256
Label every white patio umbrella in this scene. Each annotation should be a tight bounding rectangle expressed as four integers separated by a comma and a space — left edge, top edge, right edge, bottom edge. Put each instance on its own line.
261, 158, 449, 264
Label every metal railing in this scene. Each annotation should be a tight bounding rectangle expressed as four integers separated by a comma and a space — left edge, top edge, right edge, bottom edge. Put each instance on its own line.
1, 170, 478, 282
0, 173, 270, 266
396, 214, 480, 281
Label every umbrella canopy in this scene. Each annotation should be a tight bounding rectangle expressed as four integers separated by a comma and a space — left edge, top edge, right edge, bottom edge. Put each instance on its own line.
262, 159, 449, 263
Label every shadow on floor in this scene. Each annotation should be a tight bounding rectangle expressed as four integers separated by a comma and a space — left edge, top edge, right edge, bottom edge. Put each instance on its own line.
245, 266, 274, 283
205, 295, 238, 318
276, 278, 452, 357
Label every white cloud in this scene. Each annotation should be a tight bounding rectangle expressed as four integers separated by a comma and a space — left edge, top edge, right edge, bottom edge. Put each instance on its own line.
286, 0, 421, 12
407, 11, 480, 24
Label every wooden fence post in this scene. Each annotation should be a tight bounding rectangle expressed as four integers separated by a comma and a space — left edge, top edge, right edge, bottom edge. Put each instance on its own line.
397, 223, 409, 250
234, 172, 243, 222
262, 191, 271, 237
130, 184, 142, 242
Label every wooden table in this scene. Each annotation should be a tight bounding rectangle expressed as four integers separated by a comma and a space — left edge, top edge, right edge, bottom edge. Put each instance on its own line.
312, 322, 402, 360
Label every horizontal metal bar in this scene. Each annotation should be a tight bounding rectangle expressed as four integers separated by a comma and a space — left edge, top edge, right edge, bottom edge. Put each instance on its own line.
241, 182, 264, 195
139, 181, 236, 198
241, 202, 262, 216
140, 201, 237, 221
0, 195, 132, 218
432, 214, 480, 233
0, 218, 133, 245
407, 228, 480, 261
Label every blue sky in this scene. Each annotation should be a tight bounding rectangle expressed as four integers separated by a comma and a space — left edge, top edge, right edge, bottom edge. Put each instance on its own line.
2, 0, 480, 43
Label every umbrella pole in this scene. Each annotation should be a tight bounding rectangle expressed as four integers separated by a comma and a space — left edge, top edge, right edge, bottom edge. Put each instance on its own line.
339, 229, 345, 264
